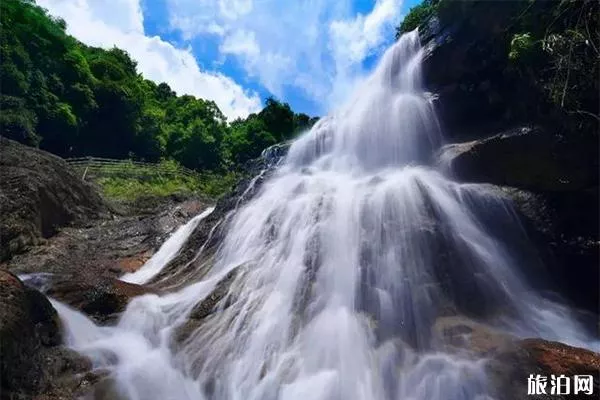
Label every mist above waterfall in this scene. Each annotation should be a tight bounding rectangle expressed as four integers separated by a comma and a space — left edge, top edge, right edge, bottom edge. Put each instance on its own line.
287, 32, 440, 171
52, 30, 597, 400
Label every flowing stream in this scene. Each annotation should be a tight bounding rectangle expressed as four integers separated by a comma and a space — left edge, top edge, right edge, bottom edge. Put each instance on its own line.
51, 31, 597, 400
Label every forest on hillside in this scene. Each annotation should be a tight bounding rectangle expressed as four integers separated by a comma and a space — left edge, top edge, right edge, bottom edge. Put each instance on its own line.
0, 0, 318, 172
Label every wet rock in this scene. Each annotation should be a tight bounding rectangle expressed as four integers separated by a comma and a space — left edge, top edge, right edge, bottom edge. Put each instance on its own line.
116, 250, 153, 273
91, 376, 129, 400
488, 339, 600, 400
432, 316, 600, 399
174, 268, 241, 344
0, 137, 107, 261
188, 268, 240, 320
442, 126, 598, 192
432, 316, 515, 358
3, 194, 208, 284
440, 125, 599, 314
0, 269, 92, 399
496, 186, 599, 315
47, 275, 155, 323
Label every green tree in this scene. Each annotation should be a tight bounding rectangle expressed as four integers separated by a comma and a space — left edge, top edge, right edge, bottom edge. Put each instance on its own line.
0, 0, 317, 174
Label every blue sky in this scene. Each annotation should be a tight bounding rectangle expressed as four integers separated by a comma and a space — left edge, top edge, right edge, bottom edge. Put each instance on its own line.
38, 0, 420, 119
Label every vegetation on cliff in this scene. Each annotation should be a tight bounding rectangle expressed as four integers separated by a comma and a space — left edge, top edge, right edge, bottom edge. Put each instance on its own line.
0, 0, 317, 174
398, 0, 598, 135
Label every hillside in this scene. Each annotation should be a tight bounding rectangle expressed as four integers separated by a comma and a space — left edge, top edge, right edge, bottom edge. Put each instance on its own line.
0, 0, 317, 173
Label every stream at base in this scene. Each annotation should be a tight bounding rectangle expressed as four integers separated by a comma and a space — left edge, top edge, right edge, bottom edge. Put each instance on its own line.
49, 30, 598, 400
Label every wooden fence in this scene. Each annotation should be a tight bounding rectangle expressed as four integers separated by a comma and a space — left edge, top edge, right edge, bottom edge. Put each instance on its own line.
65, 157, 199, 181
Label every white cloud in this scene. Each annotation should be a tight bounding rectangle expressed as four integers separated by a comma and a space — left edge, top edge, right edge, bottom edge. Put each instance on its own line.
166, 0, 403, 111
36, 0, 262, 120
330, 0, 400, 64
220, 29, 260, 59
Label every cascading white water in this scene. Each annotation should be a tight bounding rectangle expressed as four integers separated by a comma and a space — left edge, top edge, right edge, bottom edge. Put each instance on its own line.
121, 206, 215, 285
52, 31, 598, 400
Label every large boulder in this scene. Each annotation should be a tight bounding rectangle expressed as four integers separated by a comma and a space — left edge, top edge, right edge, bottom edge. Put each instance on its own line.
0, 269, 92, 399
0, 269, 60, 394
441, 126, 598, 192
0, 137, 107, 261
46, 275, 155, 323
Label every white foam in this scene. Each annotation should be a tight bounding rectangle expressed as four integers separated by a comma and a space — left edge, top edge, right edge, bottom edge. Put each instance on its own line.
121, 207, 215, 284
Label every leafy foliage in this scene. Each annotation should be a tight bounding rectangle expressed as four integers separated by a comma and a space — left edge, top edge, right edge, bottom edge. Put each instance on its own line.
509, 33, 536, 61
0, 0, 316, 176
396, 0, 438, 37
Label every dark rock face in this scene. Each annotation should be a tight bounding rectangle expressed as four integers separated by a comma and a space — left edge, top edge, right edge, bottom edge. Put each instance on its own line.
502, 187, 599, 315
0, 137, 107, 261
440, 127, 599, 314
441, 126, 598, 192
426, 3, 599, 315
0, 269, 91, 399
420, 3, 534, 139
419, 1, 598, 141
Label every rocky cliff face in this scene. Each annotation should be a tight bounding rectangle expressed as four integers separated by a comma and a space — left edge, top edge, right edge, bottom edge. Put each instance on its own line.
440, 127, 598, 315
419, 1, 598, 141
418, 2, 598, 315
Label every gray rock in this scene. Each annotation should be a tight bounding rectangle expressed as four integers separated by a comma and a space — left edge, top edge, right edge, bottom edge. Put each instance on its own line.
0, 269, 92, 399
441, 126, 598, 192
0, 137, 108, 261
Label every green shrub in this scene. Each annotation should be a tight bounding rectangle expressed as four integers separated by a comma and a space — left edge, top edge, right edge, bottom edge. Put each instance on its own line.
396, 0, 438, 37
92, 158, 241, 201
97, 174, 199, 201
508, 33, 537, 62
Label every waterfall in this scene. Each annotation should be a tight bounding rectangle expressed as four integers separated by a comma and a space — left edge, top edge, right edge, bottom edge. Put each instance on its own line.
52, 31, 597, 400
121, 206, 215, 285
